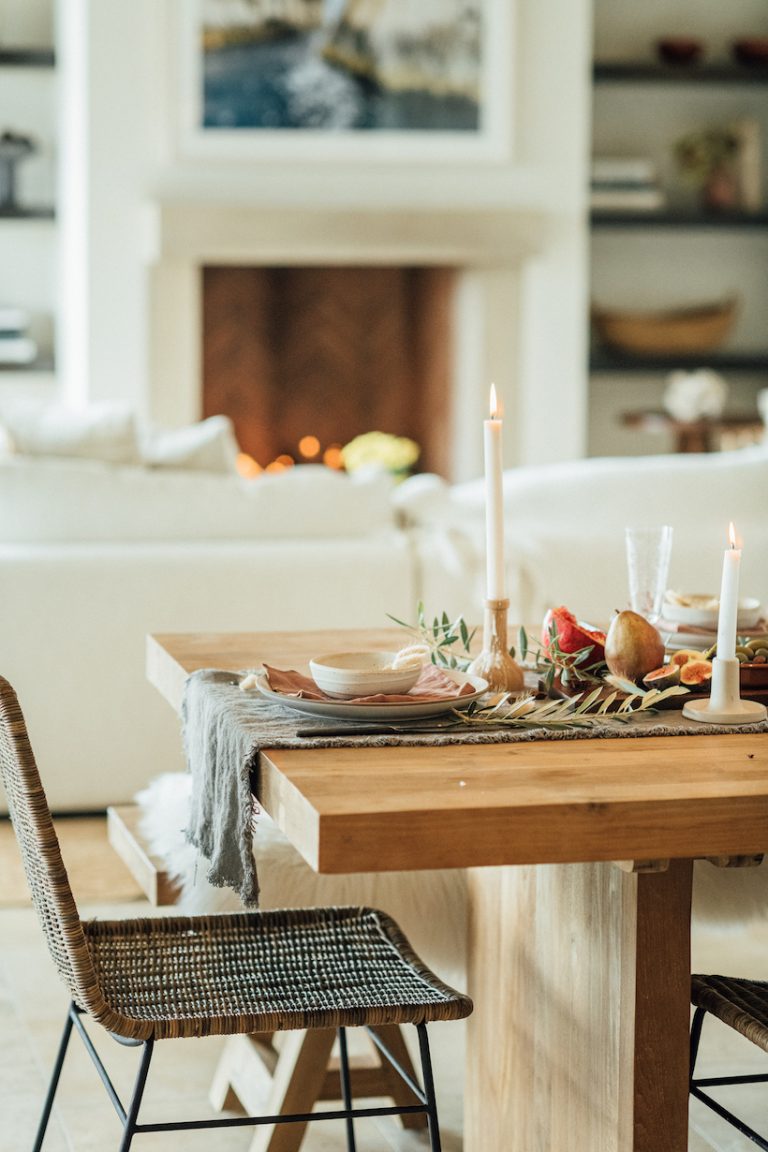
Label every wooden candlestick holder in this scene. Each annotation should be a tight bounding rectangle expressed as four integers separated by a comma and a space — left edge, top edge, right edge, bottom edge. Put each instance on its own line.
468, 598, 525, 693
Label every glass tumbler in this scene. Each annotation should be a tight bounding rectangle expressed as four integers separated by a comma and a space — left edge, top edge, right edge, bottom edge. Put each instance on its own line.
625, 525, 674, 624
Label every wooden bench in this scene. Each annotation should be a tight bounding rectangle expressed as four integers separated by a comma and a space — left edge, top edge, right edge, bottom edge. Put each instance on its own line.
106, 804, 181, 905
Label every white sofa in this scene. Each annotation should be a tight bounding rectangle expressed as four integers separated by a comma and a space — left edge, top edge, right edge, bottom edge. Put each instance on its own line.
2, 421, 766, 811
397, 443, 768, 629
0, 456, 427, 810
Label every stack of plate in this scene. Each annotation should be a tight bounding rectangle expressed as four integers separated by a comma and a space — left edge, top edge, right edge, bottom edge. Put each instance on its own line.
660, 592, 765, 651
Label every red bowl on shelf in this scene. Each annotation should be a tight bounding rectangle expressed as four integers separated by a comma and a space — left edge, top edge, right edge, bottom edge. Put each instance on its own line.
732, 38, 768, 66
656, 37, 705, 65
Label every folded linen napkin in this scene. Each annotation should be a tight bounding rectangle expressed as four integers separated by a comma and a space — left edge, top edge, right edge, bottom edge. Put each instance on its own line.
263, 662, 476, 703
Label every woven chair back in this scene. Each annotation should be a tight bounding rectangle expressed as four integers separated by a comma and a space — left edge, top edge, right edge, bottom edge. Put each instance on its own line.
0, 677, 103, 1013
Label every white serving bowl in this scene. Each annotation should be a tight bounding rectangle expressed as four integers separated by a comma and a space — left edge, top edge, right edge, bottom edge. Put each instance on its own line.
309, 651, 422, 699
664, 592, 762, 631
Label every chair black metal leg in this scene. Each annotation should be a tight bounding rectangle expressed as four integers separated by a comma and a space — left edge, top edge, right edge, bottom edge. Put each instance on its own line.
32, 1002, 76, 1152
117, 1039, 154, 1152
690, 1005, 706, 1082
338, 1027, 357, 1152
417, 1023, 442, 1152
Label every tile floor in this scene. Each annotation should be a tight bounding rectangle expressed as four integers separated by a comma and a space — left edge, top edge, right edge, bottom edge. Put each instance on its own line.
0, 819, 766, 1151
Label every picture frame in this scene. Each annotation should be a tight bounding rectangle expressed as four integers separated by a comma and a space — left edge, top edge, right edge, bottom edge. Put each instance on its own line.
176, 0, 515, 165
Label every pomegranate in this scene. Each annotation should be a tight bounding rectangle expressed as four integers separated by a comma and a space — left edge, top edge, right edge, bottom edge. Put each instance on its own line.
541, 606, 606, 664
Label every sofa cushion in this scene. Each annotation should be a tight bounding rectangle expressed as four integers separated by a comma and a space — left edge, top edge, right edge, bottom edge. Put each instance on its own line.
139, 415, 239, 473
0, 400, 139, 464
0, 458, 397, 543
450, 446, 768, 534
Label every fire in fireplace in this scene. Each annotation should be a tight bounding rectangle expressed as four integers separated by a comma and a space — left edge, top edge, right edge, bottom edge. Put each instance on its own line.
202, 264, 456, 476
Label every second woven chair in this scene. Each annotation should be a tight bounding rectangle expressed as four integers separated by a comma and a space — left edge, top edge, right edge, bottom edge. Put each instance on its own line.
690, 972, 768, 1150
0, 676, 472, 1151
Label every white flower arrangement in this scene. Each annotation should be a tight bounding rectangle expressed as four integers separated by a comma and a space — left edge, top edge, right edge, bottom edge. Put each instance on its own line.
663, 369, 728, 423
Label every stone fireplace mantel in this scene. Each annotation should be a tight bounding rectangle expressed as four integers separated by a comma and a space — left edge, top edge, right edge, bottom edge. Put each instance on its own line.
145, 199, 548, 481
147, 201, 547, 267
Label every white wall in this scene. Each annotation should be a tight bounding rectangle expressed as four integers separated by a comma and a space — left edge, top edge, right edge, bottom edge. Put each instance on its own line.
57, 0, 592, 468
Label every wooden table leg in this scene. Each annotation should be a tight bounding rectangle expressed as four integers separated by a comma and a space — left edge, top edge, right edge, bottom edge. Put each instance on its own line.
465, 859, 693, 1152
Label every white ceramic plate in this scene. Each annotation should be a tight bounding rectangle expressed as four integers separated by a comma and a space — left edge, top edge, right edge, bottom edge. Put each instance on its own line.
663, 593, 762, 630
662, 630, 717, 652
253, 668, 489, 720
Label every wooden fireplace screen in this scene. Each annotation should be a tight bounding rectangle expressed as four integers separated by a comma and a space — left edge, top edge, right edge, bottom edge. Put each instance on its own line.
202, 265, 455, 476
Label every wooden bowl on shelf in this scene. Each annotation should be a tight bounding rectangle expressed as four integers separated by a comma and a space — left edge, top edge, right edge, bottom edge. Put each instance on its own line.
591, 297, 738, 356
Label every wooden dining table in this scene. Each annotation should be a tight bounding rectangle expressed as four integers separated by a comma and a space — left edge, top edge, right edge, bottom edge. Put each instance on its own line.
146, 627, 768, 1152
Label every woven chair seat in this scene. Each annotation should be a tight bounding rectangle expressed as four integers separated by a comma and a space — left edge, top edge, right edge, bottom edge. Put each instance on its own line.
84, 905, 471, 1042
692, 973, 768, 1054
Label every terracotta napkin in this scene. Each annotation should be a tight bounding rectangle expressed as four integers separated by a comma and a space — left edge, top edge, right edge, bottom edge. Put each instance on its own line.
263, 663, 476, 704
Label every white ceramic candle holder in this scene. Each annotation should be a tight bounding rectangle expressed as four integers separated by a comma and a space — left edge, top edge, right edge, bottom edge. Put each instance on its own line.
468, 598, 525, 694
682, 657, 768, 725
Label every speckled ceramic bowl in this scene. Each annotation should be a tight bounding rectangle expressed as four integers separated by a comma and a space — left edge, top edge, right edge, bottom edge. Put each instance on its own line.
309, 651, 421, 699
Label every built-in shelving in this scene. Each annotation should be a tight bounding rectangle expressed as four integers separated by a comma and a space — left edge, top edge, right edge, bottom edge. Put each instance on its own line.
590, 350, 768, 374
0, 206, 54, 220
589, 32, 768, 455
0, 48, 54, 67
591, 209, 768, 229
594, 61, 768, 86
0, 43, 57, 380
0, 357, 54, 373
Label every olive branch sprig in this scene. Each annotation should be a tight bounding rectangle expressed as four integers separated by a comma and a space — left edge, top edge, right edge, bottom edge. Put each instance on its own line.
451, 677, 689, 730
386, 601, 477, 670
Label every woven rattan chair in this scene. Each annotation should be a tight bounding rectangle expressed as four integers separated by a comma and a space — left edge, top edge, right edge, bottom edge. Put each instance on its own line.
690, 973, 768, 1149
0, 676, 472, 1151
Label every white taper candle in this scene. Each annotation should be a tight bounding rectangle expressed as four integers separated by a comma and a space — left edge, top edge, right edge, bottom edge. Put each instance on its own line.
716, 522, 741, 662
484, 384, 505, 600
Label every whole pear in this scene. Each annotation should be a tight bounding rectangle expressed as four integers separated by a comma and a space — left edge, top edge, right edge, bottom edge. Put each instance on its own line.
604, 610, 666, 683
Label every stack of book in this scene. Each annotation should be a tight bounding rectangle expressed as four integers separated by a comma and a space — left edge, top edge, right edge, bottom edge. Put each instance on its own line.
590, 157, 665, 212
0, 307, 37, 365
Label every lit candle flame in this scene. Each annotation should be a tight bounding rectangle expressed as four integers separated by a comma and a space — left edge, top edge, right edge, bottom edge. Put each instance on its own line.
489, 383, 501, 420
729, 521, 738, 549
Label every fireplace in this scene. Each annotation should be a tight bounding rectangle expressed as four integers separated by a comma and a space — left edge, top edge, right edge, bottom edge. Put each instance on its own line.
202, 264, 455, 475
147, 202, 544, 482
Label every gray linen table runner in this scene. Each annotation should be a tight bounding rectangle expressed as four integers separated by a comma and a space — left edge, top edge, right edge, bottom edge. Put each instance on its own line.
182, 667, 768, 907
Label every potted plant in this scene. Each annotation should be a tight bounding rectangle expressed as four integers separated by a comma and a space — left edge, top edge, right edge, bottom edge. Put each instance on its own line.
674, 126, 740, 211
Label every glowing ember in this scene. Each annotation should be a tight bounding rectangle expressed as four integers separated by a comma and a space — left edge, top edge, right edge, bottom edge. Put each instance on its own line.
298, 435, 321, 459
236, 453, 262, 478
323, 444, 344, 469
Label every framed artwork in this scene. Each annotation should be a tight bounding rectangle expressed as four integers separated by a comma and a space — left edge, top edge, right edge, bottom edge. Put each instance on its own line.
178, 0, 514, 162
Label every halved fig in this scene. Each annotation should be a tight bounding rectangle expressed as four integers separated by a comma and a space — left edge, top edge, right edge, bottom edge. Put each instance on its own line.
669, 648, 707, 668
679, 659, 713, 688
642, 663, 681, 691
